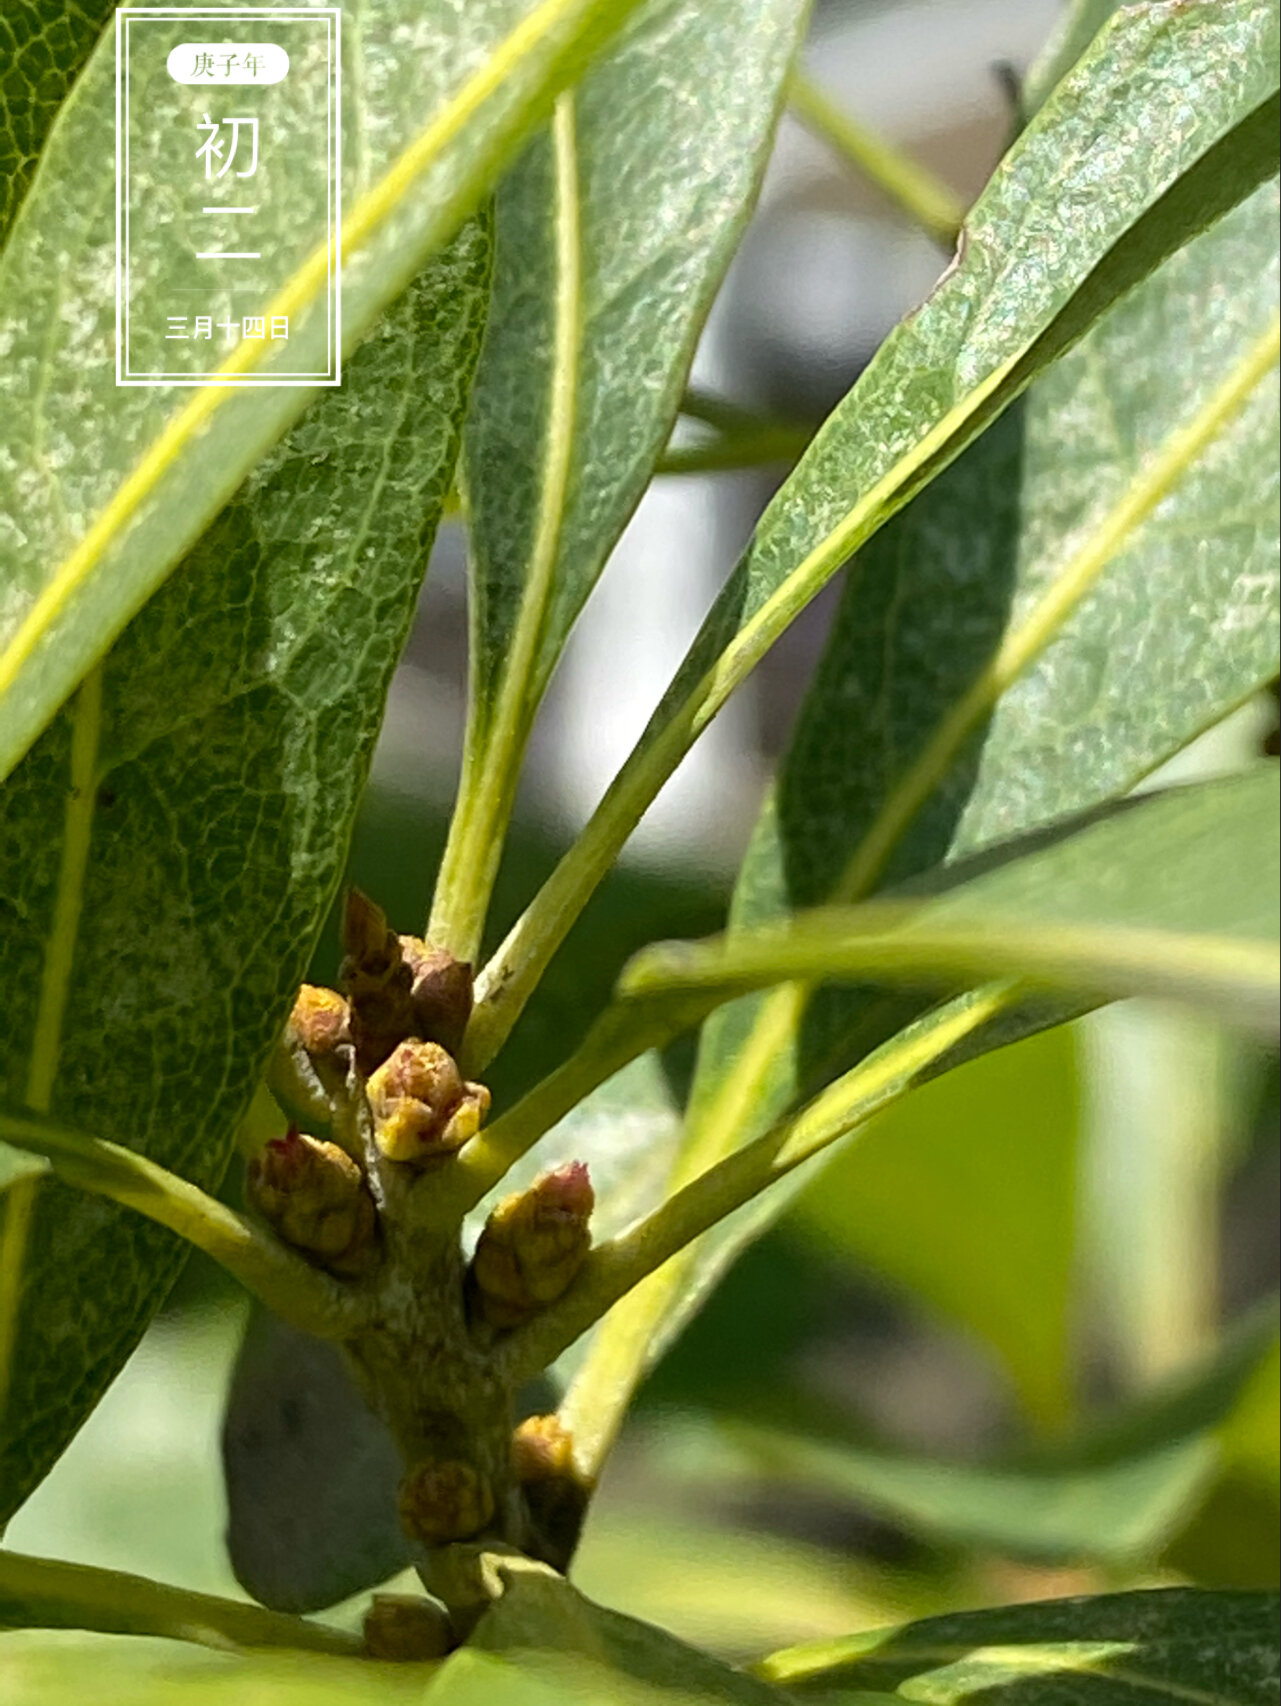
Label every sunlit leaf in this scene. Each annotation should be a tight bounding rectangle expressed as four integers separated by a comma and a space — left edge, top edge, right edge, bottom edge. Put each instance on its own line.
0, 1, 117, 246
469, 0, 1280, 1066
0, 0, 645, 782
625, 771, 1281, 1033
0, 223, 490, 1523
431, 0, 808, 960
757, 1588, 1280, 1704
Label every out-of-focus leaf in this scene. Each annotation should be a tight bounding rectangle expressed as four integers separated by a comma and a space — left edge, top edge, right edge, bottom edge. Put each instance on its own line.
726, 1425, 1211, 1567
433, 0, 808, 958
0, 0, 645, 782
221, 1312, 406, 1616
1166, 1335, 1281, 1588
794, 1024, 1083, 1426
0, 1633, 429, 1706
0, 1, 117, 246
710, 1306, 1278, 1565
573, 1508, 919, 1664
0, 223, 491, 1525
426, 1567, 790, 1705
758, 1588, 1280, 1703
0, 1147, 45, 1194
625, 771, 1281, 1034
469, 0, 1281, 1065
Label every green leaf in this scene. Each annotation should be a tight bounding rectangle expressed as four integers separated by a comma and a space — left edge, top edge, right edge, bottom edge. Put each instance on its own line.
700, 1307, 1279, 1565
0, 0, 646, 785
1166, 1333, 1281, 1587
0, 2, 117, 247
554, 775, 1277, 1440
0, 221, 491, 1525
427, 1566, 790, 1705
756, 1588, 1280, 1704
431, 0, 809, 961
221, 1311, 407, 1615
0, 1634, 429, 1706
569, 85, 1281, 1432
1025, 0, 1122, 114
468, 0, 1281, 1066
793, 1024, 1084, 1428
624, 771, 1281, 1032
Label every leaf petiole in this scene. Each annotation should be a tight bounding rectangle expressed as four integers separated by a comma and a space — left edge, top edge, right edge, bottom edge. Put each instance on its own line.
0, 1549, 364, 1657
788, 69, 966, 248
505, 984, 1015, 1436
0, 1107, 365, 1340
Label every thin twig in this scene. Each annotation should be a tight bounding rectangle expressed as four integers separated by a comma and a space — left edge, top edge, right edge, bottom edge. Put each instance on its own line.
789, 70, 965, 248
657, 424, 812, 477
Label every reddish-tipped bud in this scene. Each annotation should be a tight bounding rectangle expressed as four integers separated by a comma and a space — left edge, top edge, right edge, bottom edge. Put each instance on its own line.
286, 984, 350, 1057
470, 1163, 594, 1328
362, 1594, 454, 1661
339, 890, 415, 1074
341, 887, 398, 971
246, 1127, 377, 1274
398, 1459, 494, 1547
399, 937, 474, 1059
366, 1041, 491, 1165
512, 1415, 590, 1573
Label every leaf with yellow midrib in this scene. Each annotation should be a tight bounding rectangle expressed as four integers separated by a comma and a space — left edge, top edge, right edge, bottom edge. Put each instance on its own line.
0, 219, 491, 1524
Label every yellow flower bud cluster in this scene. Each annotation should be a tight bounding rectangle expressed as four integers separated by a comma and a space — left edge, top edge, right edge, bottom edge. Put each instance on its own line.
246, 1127, 377, 1275
470, 1163, 594, 1328
366, 1040, 491, 1165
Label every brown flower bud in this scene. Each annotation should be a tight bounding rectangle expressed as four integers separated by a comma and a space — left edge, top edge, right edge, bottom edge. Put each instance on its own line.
362, 1594, 454, 1660
398, 1459, 494, 1547
287, 984, 350, 1057
512, 1413, 576, 1484
512, 1415, 590, 1574
246, 1127, 377, 1275
399, 937, 474, 1059
367, 1041, 490, 1165
340, 890, 415, 1074
470, 1163, 594, 1328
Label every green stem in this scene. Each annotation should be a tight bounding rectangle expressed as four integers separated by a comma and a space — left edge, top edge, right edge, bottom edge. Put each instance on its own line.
0, 1549, 364, 1657
788, 70, 965, 248
461, 337, 1029, 1075
622, 915, 1280, 1035
506, 985, 1012, 1406
656, 424, 813, 477
546, 311, 1281, 1474
0, 1108, 364, 1340
438, 993, 711, 1226
429, 92, 582, 966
